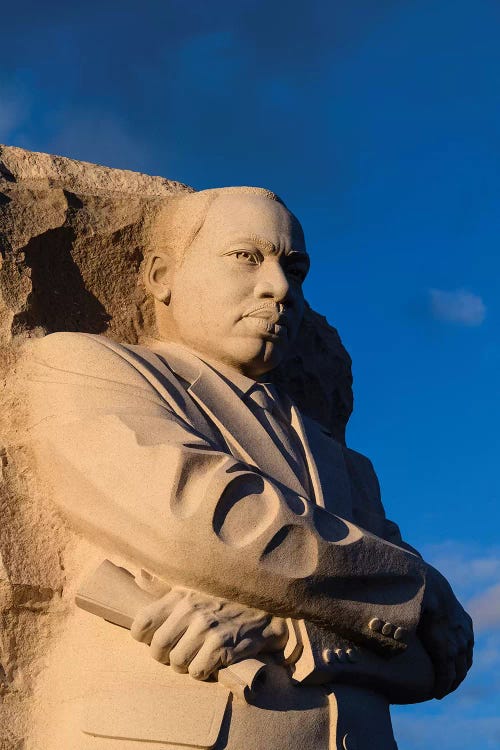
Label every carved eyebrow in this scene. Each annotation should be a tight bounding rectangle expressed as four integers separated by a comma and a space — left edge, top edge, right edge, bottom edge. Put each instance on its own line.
284, 251, 310, 268
285, 250, 309, 259
228, 236, 309, 256
229, 236, 276, 254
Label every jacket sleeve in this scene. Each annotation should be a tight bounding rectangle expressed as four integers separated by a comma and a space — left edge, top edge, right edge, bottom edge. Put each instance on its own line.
24, 332, 427, 657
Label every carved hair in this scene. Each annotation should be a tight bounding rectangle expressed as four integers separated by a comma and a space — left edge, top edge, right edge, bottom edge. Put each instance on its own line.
150, 186, 290, 264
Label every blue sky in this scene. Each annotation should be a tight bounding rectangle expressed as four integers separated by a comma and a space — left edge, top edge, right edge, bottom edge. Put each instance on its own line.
1, 1, 499, 747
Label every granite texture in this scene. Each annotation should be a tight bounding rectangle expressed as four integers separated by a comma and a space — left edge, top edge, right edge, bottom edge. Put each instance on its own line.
0, 146, 353, 748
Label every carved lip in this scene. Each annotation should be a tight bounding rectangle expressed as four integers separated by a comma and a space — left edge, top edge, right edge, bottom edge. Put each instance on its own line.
242, 303, 288, 327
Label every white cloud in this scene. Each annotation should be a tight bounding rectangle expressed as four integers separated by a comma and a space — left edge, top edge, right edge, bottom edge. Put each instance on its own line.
467, 582, 500, 633
422, 540, 500, 600
472, 634, 500, 672
422, 540, 500, 635
429, 288, 486, 326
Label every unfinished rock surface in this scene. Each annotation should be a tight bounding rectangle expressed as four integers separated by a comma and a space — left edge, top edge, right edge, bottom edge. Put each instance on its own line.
0, 145, 353, 748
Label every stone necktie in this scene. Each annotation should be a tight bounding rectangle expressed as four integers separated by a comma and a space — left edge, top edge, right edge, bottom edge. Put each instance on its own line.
246, 383, 311, 495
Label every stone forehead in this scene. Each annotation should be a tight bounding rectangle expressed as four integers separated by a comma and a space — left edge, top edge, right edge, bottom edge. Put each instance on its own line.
184, 195, 307, 260
195, 185, 284, 203
151, 187, 307, 262
201, 191, 303, 234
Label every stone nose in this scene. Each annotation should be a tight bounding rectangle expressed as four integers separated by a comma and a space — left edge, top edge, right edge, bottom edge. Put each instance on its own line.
254, 260, 290, 302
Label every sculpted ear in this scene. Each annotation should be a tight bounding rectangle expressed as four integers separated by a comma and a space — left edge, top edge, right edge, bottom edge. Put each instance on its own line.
144, 252, 172, 304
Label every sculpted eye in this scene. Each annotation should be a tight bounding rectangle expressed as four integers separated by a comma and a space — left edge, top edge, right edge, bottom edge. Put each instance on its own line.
287, 267, 306, 282
233, 251, 261, 265
286, 263, 308, 283
285, 252, 309, 283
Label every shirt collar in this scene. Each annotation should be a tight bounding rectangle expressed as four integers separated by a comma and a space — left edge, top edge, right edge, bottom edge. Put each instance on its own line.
198, 353, 259, 397
143, 337, 260, 396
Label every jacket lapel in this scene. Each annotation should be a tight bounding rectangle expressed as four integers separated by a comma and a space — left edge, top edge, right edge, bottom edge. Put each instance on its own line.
288, 403, 325, 508
146, 341, 309, 497
113, 338, 220, 444
296, 412, 354, 520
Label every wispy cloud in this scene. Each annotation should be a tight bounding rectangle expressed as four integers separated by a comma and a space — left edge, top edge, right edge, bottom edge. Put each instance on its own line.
429, 288, 486, 326
472, 633, 500, 672
467, 583, 500, 634
422, 540, 500, 634
423, 540, 500, 599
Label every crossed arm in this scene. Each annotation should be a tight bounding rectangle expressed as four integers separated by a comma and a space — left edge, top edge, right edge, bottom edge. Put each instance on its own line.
26, 332, 473, 698
130, 559, 472, 700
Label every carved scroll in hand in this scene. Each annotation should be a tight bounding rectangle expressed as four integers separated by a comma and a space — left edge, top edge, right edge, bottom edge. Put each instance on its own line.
75, 559, 276, 702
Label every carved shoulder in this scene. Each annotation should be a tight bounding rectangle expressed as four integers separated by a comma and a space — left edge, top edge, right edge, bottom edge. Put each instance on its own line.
25, 332, 179, 424
27, 331, 141, 382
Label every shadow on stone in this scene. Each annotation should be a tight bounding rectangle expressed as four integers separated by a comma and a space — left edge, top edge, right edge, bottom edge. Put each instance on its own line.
12, 226, 111, 335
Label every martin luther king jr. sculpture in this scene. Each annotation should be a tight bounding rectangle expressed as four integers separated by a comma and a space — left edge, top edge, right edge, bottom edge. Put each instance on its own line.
26, 187, 473, 750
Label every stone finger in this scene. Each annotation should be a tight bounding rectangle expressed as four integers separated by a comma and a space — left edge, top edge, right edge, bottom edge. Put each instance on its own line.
466, 640, 474, 670
230, 636, 266, 661
168, 618, 215, 673
454, 629, 468, 654
433, 657, 456, 700
187, 633, 226, 680
131, 589, 183, 644
149, 605, 193, 663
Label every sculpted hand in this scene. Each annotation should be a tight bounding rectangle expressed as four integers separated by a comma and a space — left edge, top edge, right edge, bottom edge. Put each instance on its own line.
131, 586, 288, 680
419, 565, 474, 699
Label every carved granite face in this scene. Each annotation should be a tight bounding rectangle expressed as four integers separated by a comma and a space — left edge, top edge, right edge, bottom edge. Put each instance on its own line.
153, 193, 309, 378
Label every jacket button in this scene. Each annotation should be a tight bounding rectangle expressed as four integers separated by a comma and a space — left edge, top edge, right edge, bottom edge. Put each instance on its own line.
394, 626, 408, 641
346, 648, 357, 663
343, 732, 358, 750
335, 648, 346, 662
382, 622, 395, 636
368, 617, 383, 632
322, 648, 335, 664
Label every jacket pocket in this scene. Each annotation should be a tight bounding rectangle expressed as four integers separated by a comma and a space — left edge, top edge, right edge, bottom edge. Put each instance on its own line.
81, 679, 230, 748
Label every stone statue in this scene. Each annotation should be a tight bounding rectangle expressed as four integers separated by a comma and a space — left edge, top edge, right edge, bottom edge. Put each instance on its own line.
22, 184, 473, 749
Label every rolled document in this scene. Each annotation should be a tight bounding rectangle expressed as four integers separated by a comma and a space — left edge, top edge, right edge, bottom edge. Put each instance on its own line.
75, 559, 267, 702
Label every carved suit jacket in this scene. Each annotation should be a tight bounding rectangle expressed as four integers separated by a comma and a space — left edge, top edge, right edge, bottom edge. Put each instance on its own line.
27, 332, 433, 701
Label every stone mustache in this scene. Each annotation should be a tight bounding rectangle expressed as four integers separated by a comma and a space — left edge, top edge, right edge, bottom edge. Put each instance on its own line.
21, 181, 473, 750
